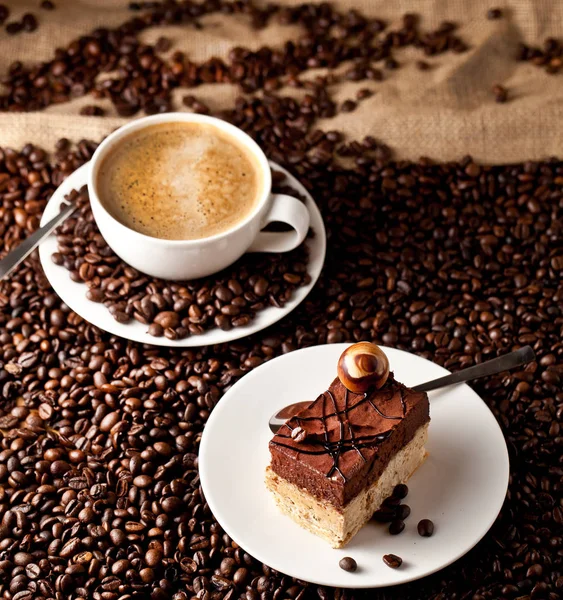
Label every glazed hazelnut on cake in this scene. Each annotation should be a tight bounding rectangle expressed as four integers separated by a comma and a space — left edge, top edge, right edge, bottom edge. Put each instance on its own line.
265, 343, 430, 548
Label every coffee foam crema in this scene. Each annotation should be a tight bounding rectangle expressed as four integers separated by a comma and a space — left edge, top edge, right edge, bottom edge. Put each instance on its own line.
97, 122, 262, 240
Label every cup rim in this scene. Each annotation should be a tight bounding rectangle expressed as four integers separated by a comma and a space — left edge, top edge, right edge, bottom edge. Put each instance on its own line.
88, 112, 272, 246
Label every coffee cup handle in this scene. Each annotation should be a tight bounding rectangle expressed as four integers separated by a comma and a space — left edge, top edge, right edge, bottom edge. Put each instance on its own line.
247, 194, 310, 253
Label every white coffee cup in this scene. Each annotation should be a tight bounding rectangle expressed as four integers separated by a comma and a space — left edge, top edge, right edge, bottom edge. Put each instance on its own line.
87, 113, 310, 280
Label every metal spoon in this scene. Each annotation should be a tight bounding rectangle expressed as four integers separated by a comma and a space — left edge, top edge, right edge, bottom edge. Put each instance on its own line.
268, 345, 535, 434
0, 202, 76, 281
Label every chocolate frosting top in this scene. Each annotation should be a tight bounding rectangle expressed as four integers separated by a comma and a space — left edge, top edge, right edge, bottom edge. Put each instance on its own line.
269, 373, 429, 505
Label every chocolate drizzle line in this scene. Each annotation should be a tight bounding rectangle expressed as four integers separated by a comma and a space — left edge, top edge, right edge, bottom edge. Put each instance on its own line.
272, 382, 409, 482
342, 389, 366, 464
367, 389, 402, 421
324, 391, 345, 480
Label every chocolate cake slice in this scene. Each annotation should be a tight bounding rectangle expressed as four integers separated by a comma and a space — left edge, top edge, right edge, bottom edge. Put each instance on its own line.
265, 343, 430, 548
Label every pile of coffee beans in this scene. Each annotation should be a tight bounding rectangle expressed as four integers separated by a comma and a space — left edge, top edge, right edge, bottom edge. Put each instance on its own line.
4, 12, 38, 36
51, 177, 311, 340
0, 2, 561, 599
517, 37, 562, 74
0, 141, 560, 600
372, 483, 413, 536
0, 1, 469, 114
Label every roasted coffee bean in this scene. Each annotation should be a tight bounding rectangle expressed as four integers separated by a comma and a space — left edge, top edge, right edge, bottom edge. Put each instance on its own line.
155, 36, 172, 53
356, 88, 373, 100
418, 519, 435, 537
341, 100, 357, 113
233, 568, 248, 586
22, 13, 38, 32
517, 36, 563, 74
148, 323, 164, 337
145, 548, 163, 567
14, 552, 32, 566
25, 563, 41, 579
79, 105, 105, 116
383, 554, 403, 569
372, 507, 396, 523
5, 21, 23, 34
392, 484, 408, 499
493, 84, 508, 103
396, 504, 411, 520
38, 403, 53, 420
290, 426, 307, 443
389, 520, 405, 535
338, 557, 357, 572
487, 8, 502, 19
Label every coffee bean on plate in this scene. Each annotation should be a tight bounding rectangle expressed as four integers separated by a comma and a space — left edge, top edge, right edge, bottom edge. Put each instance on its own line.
389, 520, 406, 535
383, 554, 403, 569
418, 519, 435, 537
339, 557, 357, 572
372, 507, 396, 523
393, 484, 409, 499
396, 504, 411, 520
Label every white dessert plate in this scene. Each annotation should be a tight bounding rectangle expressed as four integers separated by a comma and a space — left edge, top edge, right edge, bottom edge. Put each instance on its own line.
199, 344, 510, 588
38, 161, 326, 347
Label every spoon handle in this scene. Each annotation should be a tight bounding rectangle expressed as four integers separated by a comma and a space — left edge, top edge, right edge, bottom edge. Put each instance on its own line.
412, 346, 535, 393
0, 202, 76, 281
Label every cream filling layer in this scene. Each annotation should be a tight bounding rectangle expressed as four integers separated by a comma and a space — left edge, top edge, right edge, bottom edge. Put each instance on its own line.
265, 422, 429, 548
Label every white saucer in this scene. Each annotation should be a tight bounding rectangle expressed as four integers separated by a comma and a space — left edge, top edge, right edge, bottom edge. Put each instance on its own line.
38, 162, 326, 347
199, 344, 510, 588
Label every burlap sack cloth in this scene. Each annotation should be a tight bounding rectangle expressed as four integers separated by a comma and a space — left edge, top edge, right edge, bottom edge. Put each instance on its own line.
0, 0, 562, 162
